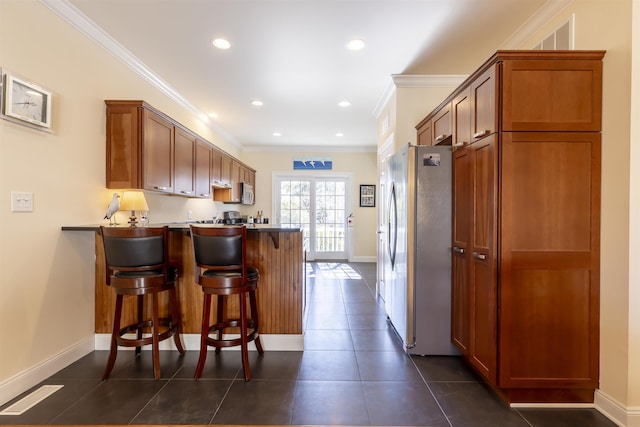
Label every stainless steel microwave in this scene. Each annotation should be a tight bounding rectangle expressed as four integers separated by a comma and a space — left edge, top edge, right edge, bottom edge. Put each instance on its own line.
240, 182, 254, 205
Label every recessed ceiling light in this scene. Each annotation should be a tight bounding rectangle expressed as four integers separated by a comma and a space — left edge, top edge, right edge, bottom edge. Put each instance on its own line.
251, 100, 264, 107
212, 38, 231, 49
346, 39, 365, 50
273, 132, 281, 137
338, 101, 351, 108
336, 133, 344, 137
208, 112, 218, 119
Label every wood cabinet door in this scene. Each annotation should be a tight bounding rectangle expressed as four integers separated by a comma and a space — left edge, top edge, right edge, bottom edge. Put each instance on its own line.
452, 88, 471, 150
501, 57, 603, 132
106, 103, 141, 189
211, 149, 223, 187
471, 65, 498, 143
469, 134, 498, 383
231, 160, 242, 202
142, 109, 174, 193
432, 102, 452, 145
221, 154, 232, 187
498, 132, 600, 390
194, 140, 213, 198
174, 127, 196, 196
417, 119, 433, 146
452, 146, 472, 354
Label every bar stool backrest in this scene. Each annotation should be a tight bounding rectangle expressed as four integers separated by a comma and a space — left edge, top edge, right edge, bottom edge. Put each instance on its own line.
190, 226, 249, 285
100, 226, 169, 283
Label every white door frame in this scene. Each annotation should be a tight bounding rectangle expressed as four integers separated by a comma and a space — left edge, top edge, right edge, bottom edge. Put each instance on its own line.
272, 171, 354, 261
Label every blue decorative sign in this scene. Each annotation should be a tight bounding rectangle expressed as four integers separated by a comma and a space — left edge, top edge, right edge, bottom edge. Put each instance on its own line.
293, 158, 332, 170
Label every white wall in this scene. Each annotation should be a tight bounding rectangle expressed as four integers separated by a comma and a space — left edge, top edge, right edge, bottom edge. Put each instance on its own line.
0, 0, 236, 400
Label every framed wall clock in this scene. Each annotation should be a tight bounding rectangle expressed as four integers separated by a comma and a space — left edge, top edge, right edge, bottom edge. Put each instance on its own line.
3, 73, 52, 129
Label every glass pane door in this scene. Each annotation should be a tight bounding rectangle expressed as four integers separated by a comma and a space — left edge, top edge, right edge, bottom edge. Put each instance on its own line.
275, 175, 349, 260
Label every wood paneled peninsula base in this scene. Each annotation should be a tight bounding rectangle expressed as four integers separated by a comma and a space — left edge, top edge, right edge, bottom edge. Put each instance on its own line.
62, 224, 305, 351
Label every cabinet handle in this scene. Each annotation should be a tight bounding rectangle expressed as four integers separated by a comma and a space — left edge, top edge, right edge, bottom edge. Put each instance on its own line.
453, 246, 465, 254
200, 193, 208, 197
472, 252, 487, 260
180, 190, 192, 195
154, 186, 168, 191
453, 142, 465, 147
473, 130, 490, 138
435, 134, 448, 142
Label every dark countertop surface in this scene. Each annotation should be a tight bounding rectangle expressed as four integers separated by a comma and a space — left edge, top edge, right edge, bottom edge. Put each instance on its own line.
62, 223, 301, 233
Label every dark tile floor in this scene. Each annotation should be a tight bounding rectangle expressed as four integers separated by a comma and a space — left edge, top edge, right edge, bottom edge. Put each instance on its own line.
0, 262, 617, 426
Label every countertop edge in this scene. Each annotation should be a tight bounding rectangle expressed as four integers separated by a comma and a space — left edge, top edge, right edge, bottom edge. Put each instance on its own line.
61, 224, 302, 233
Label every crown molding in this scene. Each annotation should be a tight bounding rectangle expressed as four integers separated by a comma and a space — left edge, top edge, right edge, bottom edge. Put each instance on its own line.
373, 74, 468, 118
39, 0, 242, 148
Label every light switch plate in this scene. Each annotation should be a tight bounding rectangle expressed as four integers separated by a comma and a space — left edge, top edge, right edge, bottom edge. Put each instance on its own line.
11, 191, 33, 212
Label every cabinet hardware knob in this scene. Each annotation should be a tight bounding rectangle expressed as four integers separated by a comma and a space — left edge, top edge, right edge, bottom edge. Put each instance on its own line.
473, 130, 490, 138
472, 252, 487, 260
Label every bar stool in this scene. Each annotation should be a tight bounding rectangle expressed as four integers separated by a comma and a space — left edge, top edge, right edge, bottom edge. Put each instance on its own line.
100, 226, 185, 380
190, 225, 264, 381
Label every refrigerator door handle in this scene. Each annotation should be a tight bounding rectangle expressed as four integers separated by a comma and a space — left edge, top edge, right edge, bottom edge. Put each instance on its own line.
388, 182, 397, 270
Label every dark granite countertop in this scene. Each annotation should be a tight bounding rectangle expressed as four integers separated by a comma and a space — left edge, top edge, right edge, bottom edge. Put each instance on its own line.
62, 223, 301, 233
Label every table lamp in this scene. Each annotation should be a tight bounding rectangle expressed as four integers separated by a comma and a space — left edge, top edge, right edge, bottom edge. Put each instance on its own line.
120, 191, 149, 227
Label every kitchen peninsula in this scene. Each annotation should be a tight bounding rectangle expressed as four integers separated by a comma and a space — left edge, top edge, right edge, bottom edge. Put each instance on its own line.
62, 224, 305, 350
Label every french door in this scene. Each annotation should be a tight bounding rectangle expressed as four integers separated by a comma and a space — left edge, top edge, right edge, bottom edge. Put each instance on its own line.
274, 174, 351, 260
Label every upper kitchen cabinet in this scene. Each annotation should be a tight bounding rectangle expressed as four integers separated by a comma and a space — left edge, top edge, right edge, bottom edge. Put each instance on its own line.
470, 65, 497, 142
106, 100, 256, 201
416, 101, 453, 146
432, 102, 452, 145
452, 87, 471, 150
174, 126, 196, 196
106, 101, 175, 193
416, 118, 432, 146
501, 55, 602, 131
194, 139, 213, 199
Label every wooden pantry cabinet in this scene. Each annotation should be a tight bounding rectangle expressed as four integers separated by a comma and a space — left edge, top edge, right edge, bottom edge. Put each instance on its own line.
422, 50, 605, 404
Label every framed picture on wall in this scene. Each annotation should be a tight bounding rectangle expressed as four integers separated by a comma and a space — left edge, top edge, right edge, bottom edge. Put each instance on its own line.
359, 184, 375, 207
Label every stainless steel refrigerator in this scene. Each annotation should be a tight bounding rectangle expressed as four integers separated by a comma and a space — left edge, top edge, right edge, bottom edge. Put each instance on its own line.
383, 144, 458, 355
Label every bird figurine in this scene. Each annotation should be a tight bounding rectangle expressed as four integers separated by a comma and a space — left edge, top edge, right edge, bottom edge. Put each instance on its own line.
104, 193, 120, 226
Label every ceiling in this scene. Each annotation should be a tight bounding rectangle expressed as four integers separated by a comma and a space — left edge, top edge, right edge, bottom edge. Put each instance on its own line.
63, 0, 548, 151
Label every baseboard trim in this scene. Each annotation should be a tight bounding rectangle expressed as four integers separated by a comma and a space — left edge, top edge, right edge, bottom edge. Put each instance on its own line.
595, 389, 640, 427
0, 336, 94, 406
349, 256, 376, 263
94, 333, 304, 352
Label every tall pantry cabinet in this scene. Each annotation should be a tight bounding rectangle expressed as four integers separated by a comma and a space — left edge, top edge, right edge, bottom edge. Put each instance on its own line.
420, 51, 605, 404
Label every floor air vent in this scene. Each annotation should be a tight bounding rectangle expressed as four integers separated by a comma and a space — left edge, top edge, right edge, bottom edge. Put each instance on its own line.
0, 385, 63, 416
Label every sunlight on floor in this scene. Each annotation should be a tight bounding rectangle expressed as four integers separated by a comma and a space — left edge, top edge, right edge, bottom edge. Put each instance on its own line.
311, 262, 362, 279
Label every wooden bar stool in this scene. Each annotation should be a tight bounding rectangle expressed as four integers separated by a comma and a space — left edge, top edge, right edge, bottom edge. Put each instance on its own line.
100, 226, 185, 380
190, 225, 264, 381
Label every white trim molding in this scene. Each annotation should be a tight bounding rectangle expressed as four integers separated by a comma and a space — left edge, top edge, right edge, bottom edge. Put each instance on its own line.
0, 336, 94, 406
39, 0, 241, 148
373, 74, 468, 119
595, 390, 640, 427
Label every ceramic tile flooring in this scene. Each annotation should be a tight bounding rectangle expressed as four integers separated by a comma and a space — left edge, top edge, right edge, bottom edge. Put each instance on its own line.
0, 262, 617, 426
